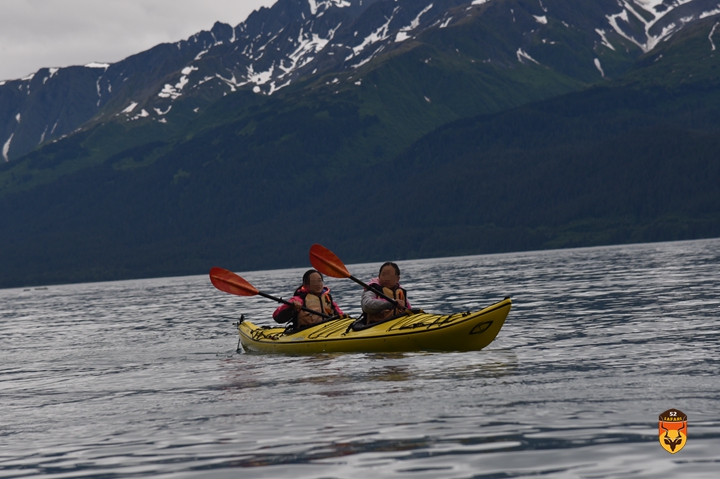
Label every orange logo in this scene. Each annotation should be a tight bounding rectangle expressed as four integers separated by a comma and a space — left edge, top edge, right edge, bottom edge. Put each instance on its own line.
658, 409, 687, 454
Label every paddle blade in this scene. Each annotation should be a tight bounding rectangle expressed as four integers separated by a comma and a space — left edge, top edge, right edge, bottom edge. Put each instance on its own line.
209, 267, 259, 296
309, 244, 351, 278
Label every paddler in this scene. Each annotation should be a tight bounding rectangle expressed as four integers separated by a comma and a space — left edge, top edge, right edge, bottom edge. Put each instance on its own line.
361, 262, 411, 323
273, 269, 343, 328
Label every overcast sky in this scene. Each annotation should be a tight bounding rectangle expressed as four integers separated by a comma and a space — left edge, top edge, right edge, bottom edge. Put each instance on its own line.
0, 0, 278, 81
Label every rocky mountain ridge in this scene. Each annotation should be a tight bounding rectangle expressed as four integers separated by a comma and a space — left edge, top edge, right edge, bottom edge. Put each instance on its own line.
3, 0, 720, 162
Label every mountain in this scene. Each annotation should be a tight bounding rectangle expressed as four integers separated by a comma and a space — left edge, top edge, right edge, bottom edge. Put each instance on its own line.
4, 0, 720, 162
371, 16, 720, 255
1, 0, 720, 288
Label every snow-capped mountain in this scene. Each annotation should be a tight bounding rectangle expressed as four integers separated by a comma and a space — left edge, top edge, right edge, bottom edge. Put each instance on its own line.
2, 0, 720, 162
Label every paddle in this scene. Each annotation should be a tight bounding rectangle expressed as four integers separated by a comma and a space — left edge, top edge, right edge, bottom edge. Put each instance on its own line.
208, 267, 331, 319
308, 244, 398, 306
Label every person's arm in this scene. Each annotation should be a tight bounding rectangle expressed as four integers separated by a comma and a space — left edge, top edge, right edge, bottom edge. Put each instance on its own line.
272, 297, 302, 323
361, 289, 393, 314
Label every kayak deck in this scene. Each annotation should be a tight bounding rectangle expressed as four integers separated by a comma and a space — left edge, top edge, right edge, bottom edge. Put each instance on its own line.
238, 298, 512, 354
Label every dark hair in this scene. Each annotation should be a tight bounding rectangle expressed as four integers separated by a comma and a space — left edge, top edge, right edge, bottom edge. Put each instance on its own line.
378, 262, 400, 276
302, 269, 323, 285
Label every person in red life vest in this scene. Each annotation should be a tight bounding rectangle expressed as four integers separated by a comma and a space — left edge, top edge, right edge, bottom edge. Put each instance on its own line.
361, 262, 411, 323
273, 269, 343, 328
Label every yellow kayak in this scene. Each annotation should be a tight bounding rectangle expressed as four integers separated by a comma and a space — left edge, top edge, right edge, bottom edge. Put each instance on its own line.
238, 298, 512, 354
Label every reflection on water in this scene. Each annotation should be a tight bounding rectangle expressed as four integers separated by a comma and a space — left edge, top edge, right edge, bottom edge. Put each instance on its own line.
1, 238, 719, 478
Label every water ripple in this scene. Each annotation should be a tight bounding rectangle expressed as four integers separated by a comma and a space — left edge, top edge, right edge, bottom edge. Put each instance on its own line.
1, 239, 719, 478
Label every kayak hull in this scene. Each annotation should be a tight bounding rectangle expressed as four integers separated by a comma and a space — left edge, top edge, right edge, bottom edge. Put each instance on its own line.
238, 298, 511, 354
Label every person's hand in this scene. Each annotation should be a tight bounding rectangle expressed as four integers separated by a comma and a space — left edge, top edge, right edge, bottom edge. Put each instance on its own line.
386, 301, 404, 311
290, 299, 302, 310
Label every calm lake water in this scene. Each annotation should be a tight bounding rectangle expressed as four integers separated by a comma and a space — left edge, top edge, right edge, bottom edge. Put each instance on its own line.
1, 239, 719, 478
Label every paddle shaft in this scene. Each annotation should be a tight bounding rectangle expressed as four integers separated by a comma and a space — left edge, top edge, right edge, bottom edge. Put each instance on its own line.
348, 274, 399, 307
257, 291, 331, 320
307, 244, 400, 308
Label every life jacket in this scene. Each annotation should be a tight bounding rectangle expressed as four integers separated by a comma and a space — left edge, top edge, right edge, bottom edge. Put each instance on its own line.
366, 282, 408, 323
294, 286, 338, 327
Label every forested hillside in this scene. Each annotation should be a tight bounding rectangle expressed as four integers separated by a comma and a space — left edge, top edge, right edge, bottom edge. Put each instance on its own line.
1, 1, 719, 288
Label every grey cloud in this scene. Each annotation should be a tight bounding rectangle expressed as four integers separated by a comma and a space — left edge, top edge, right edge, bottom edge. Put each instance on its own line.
0, 0, 277, 81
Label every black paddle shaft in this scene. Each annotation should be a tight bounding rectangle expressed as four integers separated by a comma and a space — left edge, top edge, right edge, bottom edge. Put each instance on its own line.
256, 291, 331, 319
348, 275, 399, 307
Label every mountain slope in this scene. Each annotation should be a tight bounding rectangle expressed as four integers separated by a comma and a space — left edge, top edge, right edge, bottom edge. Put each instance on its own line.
1, 0, 618, 196
1, 1, 720, 287
4, 0, 720, 162
333, 16, 720, 255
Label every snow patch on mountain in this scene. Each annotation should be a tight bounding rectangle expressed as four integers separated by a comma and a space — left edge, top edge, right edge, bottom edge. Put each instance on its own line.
606, 0, 720, 53
246, 64, 276, 87
122, 102, 138, 114
281, 26, 340, 76
159, 84, 181, 100
700, 7, 720, 19
309, 0, 351, 16
396, 4, 434, 42
351, 52, 378, 68
634, 0, 693, 10
216, 73, 242, 92
594, 58, 605, 77
595, 29, 616, 50
95, 78, 103, 106
350, 8, 398, 58
130, 109, 150, 121
157, 67, 198, 100
517, 48, 539, 64
2, 134, 13, 162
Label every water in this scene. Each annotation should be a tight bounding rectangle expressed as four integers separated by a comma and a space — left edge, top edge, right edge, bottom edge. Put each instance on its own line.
1, 239, 719, 478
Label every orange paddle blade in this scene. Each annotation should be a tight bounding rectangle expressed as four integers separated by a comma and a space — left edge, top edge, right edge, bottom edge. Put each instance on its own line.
309, 244, 351, 278
209, 267, 259, 296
